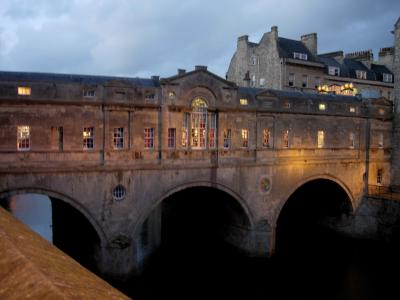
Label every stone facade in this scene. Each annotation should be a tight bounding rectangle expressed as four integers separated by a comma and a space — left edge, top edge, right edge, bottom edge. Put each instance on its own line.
227, 26, 395, 101
0, 63, 394, 277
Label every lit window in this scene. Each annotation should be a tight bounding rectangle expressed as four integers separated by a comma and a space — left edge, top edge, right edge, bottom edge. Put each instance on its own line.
378, 133, 383, 149
113, 127, 124, 150
288, 73, 295, 87
83, 127, 94, 149
328, 66, 340, 76
379, 108, 385, 115
241, 129, 249, 148
349, 106, 356, 113
293, 52, 308, 60
168, 128, 176, 148
263, 129, 271, 148
209, 113, 217, 148
113, 185, 126, 201
377, 169, 383, 185
83, 89, 95, 97
144, 128, 154, 149
383, 73, 393, 83
349, 132, 355, 149
240, 98, 248, 106
168, 91, 176, 99
283, 102, 291, 109
259, 78, 266, 86
223, 129, 231, 149
319, 103, 326, 111
17, 126, 30, 150
317, 130, 324, 148
18, 87, 31, 96
283, 130, 289, 148
315, 77, 322, 89
191, 98, 208, 149
51, 126, 63, 151
302, 75, 308, 88
182, 112, 189, 147
356, 70, 367, 80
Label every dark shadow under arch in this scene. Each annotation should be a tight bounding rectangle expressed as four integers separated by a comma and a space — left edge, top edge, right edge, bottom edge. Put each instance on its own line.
276, 179, 354, 257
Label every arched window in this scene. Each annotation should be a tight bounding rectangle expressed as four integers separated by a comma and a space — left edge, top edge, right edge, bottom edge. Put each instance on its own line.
191, 98, 208, 149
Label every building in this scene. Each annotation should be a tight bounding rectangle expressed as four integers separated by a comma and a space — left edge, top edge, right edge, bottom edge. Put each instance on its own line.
227, 26, 394, 100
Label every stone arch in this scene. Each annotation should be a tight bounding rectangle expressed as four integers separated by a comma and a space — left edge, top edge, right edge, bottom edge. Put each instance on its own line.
183, 86, 218, 108
0, 187, 107, 246
131, 181, 255, 238
272, 174, 355, 226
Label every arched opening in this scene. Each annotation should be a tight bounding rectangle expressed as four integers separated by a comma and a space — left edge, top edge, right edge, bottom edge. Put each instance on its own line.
126, 186, 254, 299
0, 192, 101, 273
276, 179, 353, 257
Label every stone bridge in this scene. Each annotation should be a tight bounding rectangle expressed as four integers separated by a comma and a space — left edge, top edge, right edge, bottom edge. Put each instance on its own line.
0, 68, 392, 277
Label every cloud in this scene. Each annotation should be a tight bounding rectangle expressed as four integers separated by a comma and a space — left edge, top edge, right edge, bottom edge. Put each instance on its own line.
0, 0, 399, 78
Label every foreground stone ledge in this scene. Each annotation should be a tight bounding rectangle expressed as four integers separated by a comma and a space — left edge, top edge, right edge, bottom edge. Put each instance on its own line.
0, 207, 131, 300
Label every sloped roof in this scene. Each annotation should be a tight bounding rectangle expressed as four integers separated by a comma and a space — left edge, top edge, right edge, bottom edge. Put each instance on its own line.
0, 70, 159, 87
277, 37, 318, 62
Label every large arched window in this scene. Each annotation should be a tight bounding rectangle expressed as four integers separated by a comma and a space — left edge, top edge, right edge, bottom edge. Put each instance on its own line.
191, 98, 208, 149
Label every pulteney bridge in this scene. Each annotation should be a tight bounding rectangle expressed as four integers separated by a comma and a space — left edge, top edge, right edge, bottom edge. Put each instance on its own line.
0, 67, 393, 277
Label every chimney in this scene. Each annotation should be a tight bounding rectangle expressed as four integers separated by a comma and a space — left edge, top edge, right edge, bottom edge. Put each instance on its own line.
345, 50, 373, 69
379, 47, 394, 72
177, 69, 186, 75
301, 33, 318, 56
195, 65, 207, 71
271, 26, 278, 40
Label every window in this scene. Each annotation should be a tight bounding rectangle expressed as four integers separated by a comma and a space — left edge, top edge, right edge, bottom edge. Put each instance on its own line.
328, 66, 340, 76
317, 130, 324, 148
263, 129, 271, 148
168, 128, 176, 148
17, 126, 30, 150
377, 169, 383, 185
51, 126, 63, 151
251, 74, 256, 87
283, 101, 291, 109
191, 98, 208, 149
288, 73, 295, 87
113, 185, 126, 201
349, 106, 356, 113
383, 73, 393, 83
241, 129, 249, 148
283, 130, 289, 148
168, 91, 176, 99
379, 108, 385, 115
378, 133, 384, 149
293, 52, 308, 60
349, 132, 355, 149
240, 98, 248, 106
18, 87, 31, 96
315, 77, 322, 89
182, 112, 189, 147
144, 128, 154, 149
356, 70, 367, 80
259, 78, 266, 86
223, 129, 231, 149
83, 127, 94, 149
209, 113, 216, 148
302, 75, 308, 88
113, 127, 124, 150
319, 103, 326, 111
83, 89, 95, 97
145, 93, 155, 101
251, 56, 258, 65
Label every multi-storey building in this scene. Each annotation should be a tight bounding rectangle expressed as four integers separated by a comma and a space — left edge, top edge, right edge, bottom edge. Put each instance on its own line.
227, 26, 394, 100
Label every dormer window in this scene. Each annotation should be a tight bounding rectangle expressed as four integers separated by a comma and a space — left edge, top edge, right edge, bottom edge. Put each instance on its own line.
383, 73, 393, 83
83, 89, 95, 97
240, 98, 248, 106
356, 70, 367, 80
145, 93, 155, 101
328, 66, 340, 76
168, 91, 176, 99
318, 103, 326, 111
293, 52, 308, 60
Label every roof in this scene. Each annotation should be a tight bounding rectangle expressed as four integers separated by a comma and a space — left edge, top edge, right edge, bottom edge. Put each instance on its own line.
0, 207, 130, 300
371, 64, 394, 82
277, 37, 318, 62
0, 70, 159, 87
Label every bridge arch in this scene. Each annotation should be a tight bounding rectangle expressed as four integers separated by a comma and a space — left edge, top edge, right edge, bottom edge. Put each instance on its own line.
0, 187, 107, 245
132, 180, 255, 238
273, 174, 355, 226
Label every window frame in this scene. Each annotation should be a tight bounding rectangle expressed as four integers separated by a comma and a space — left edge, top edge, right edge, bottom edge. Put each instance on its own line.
241, 129, 249, 148
144, 127, 154, 149
17, 125, 31, 151
113, 127, 124, 150
223, 129, 231, 149
83, 127, 94, 150
168, 128, 176, 149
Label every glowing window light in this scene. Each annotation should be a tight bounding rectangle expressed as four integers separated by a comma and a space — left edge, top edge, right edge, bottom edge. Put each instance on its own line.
18, 87, 31, 96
